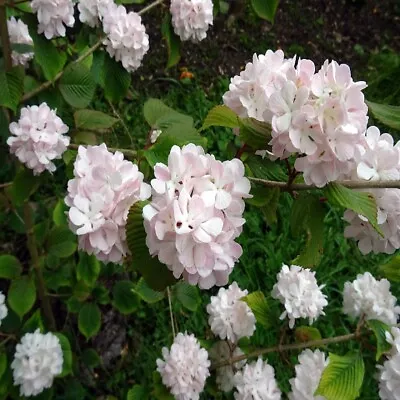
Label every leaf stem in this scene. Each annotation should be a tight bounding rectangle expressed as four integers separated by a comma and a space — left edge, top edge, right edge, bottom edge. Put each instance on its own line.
69, 143, 137, 158
0, 0, 12, 71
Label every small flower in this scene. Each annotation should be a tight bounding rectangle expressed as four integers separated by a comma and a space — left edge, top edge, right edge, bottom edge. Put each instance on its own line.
272, 264, 328, 329
288, 349, 329, 400
156, 332, 210, 400
11, 329, 63, 397
206, 282, 256, 343
0, 291, 8, 326
233, 357, 281, 400
7, 103, 70, 175
7, 17, 34, 67
378, 352, 400, 400
343, 272, 400, 325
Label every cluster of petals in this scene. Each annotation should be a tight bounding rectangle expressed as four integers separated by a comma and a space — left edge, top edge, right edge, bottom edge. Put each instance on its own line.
288, 349, 329, 400
156, 332, 210, 400
143, 144, 251, 289
102, 3, 149, 72
65, 144, 151, 263
272, 264, 328, 329
343, 272, 400, 325
233, 357, 282, 400
206, 282, 256, 342
31, 0, 75, 39
7, 17, 34, 67
78, 0, 111, 27
8, 103, 70, 175
11, 329, 63, 397
170, 0, 213, 42
223, 50, 369, 187
0, 291, 8, 327
343, 126, 400, 255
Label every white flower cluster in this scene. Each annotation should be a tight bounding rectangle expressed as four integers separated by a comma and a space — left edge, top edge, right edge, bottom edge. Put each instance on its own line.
343, 272, 400, 325
288, 349, 329, 400
78, 0, 111, 27
207, 282, 256, 342
156, 332, 210, 400
65, 144, 151, 263
223, 49, 369, 187
233, 357, 282, 400
272, 264, 328, 329
143, 144, 251, 289
0, 291, 8, 326
7, 103, 70, 175
11, 330, 63, 397
7, 17, 34, 67
31, 0, 75, 39
170, 0, 213, 42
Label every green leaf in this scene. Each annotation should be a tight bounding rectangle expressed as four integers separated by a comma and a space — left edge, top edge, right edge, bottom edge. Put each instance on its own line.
153, 371, 174, 400
291, 193, 326, 267
367, 101, 400, 131
239, 118, 271, 149
134, 278, 165, 304
251, 0, 280, 22
0, 66, 24, 112
11, 43, 34, 54
8, 275, 36, 318
174, 282, 201, 311
244, 154, 287, 181
47, 226, 77, 258
77, 252, 101, 287
315, 352, 365, 400
201, 105, 239, 131
73, 130, 98, 145
246, 185, 277, 207
295, 326, 322, 343
82, 348, 101, 368
127, 385, 148, 400
59, 63, 96, 108
144, 135, 181, 167
261, 187, 281, 225
367, 320, 392, 361
0, 255, 22, 279
78, 303, 101, 340
380, 255, 400, 282
74, 109, 118, 130
53, 199, 68, 226
102, 55, 131, 103
112, 280, 140, 314
324, 182, 381, 235
241, 291, 270, 328
9, 168, 40, 206
54, 333, 72, 377
21, 309, 44, 335
161, 15, 181, 68
0, 354, 6, 380
126, 202, 176, 291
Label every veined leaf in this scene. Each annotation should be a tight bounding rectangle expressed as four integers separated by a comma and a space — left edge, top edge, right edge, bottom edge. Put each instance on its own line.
78, 303, 101, 340
367, 101, 400, 131
241, 291, 270, 328
161, 15, 181, 68
201, 105, 239, 131
367, 320, 392, 361
8, 275, 36, 318
74, 109, 118, 130
134, 278, 164, 304
0, 255, 22, 279
244, 154, 287, 182
239, 117, 271, 149
380, 255, 400, 282
102, 55, 131, 103
174, 282, 201, 312
0, 66, 24, 112
251, 0, 280, 22
112, 280, 140, 314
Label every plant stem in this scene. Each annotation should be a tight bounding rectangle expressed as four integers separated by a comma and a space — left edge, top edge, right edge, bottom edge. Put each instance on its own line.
0, 0, 12, 71
0, 182, 12, 189
167, 287, 176, 338
138, 0, 164, 15
23, 202, 56, 331
69, 143, 137, 158
249, 177, 400, 191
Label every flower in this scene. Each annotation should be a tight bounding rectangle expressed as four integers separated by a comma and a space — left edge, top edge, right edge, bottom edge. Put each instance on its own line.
233, 357, 281, 400
288, 349, 329, 400
378, 352, 400, 400
206, 282, 256, 343
7, 103, 70, 175
0, 291, 8, 327
170, 0, 213, 42
271, 264, 328, 329
65, 144, 151, 263
11, 329, 63, 397
343, 272, 400, 325
209, 341, 246, 392
102, 3, 149, 72
78, 0, 111, 27
7, 17, 34, 67
386, 327, 400, 357
156, 332, 210, 400
31, 0, 75, 39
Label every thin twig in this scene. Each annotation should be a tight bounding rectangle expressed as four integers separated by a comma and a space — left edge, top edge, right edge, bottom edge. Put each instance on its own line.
69, 143, 137, 158
167, 287, 176, 338
137, 0, 164, 14
0, 182, 12, 189
107, 99, 132, 141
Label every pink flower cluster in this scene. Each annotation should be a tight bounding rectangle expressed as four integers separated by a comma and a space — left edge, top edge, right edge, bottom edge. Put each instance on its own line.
65, 144, 151, 263
143, 144, 251, 289
223, 49, 369, 187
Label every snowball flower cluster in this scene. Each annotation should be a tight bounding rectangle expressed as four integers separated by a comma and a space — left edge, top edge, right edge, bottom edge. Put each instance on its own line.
234, 358, 281, 400
102, 3, 149, 72
31, 0, 75, 39
207, 282, 256, 342
8, 103, 70, 175
343, 272, 400, 325
78, 0, 111, 27
157, 332, 210, 400
343, 126, 400, 255
272, 264, 328, 329
170, 0, 213, 42
7, 17, 34, 67
143, 144, 251, 289
288, 349, 329, 400
0, 291, 8, 327
65, 144, 151, 263
11, 330, 63, 397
